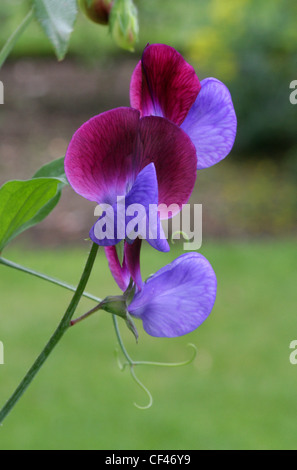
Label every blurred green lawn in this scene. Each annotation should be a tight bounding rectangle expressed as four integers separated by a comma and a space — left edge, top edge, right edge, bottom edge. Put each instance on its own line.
0, 239, 296, 450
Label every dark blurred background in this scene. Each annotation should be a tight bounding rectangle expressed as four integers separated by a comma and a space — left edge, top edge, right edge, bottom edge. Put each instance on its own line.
0, 0, 296, 246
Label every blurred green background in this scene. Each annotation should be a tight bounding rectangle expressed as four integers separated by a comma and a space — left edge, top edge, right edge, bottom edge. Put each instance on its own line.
0, 0, 296, 450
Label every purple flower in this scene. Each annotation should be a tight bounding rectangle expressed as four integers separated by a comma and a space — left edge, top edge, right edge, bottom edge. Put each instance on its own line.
65, 107, 198, 290
65, 107, 197, 251
130, 43, 237, 169
127, 252, 217, 337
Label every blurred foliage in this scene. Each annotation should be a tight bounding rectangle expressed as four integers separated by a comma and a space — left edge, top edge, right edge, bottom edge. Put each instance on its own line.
186, 0, 297, 160
0, 0, 296, 161
193, 159, 297, 238
0, 240, 296, 449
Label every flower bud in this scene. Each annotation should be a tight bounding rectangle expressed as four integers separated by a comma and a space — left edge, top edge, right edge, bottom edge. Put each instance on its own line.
79, 0, 114, 25
109, 0, 139, 52
100, 295, 127, 318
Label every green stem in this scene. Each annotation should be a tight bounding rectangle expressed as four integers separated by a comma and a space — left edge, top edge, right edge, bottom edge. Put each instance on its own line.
0, 9, 34, 69
0, 243, 99, 425
112, 314, 134, 364
70, 302, 104, 326
0, 257, 101, 304
112, 315, 153, 409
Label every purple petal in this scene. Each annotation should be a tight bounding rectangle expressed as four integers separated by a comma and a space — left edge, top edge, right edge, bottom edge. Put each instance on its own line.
128, 253, 217, 337
89, 203, 118, 246
181, 78, 237, 169
130, 44, 201, 126
145, 211, 170, 253
125, 163, 170, 252
89, 163, 169, 251
65, 107, 140, 204
90, 163, 156, 246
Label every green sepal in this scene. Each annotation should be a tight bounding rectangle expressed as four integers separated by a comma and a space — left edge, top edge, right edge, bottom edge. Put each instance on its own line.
99, 281, 138, 341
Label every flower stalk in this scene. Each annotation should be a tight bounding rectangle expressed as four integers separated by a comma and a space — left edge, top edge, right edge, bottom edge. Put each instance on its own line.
0, 9, 34, 69
0, 243, 99, 425
0, 256, 102, 303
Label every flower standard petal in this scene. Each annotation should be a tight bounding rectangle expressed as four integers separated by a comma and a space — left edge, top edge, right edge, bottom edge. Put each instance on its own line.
65, 106, 198, 290
137, 116, 197, 218
130, 45, 237, 170
65, 107, 140, 204
130, 43, 201, 126
128, 253, 217, 337
181, 78, 237, 169
65, 108, 197, 215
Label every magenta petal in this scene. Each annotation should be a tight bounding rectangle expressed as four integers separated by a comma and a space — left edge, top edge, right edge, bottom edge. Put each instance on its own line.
65, 107, 140, 204
130, 44, 201, 126
105, 240, 142, 292
65, 107, 197, 215
181, 78, 237, 169
124, 238, 143, 290
89, 163, 159, 247
128, 253, 217, 338
137, 116, 197, 218
104, 246, 130, 292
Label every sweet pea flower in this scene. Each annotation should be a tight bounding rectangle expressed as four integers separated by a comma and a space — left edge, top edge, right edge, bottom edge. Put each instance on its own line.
65, 107, 197, 286
125, 252, 217, 337
73, 251, 217, 339
130, 43, 237, 169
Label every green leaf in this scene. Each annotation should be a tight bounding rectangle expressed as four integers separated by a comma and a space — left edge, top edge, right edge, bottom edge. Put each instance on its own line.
33, 156, 68, 185
33, 0, 78, 60
0, 175, 66, 253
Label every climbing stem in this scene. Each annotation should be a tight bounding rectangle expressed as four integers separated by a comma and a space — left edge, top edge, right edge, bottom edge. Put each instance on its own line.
0, 243, 99, 425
